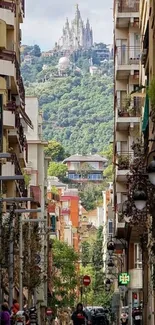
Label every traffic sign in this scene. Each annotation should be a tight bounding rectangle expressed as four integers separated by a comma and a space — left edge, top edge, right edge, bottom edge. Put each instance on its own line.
118, 272, 130, 286
46, 308, 52, 316
83, 275, 91, 286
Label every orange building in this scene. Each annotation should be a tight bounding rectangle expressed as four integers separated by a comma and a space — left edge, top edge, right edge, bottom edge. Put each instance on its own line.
61, 189, 80, 252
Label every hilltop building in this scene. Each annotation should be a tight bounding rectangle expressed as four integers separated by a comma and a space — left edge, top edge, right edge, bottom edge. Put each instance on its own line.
58, 5, 93, 51
63, 154, 107, 182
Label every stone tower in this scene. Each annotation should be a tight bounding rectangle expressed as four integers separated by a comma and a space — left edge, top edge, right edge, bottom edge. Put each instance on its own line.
59, 5, 93, 50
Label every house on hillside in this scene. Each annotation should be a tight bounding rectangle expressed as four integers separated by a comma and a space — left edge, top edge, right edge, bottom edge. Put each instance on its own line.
63, 154, 107, 182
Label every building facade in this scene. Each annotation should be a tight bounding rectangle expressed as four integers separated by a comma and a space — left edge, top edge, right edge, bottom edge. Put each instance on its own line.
0, 0, 31, 304
63, 154, 107, 182
24, 97, 49, 323
113, 0, 143, 323
58, 5, 93, 50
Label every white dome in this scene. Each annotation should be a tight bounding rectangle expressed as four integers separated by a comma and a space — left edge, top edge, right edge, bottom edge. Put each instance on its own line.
58, 56, 70, 70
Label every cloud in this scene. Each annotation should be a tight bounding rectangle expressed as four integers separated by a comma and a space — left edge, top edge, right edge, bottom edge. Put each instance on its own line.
22, 0, 113, 50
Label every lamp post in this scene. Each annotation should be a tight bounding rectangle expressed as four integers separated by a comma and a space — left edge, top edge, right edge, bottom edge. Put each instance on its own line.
121, 145, 155, 325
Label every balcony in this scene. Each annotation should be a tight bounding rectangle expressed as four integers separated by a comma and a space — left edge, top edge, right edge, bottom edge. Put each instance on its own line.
0, 1, 15, 26
128, 269, 142, 289
115, 152, 132, 182
61, 208, 70, 215
3, 110, 15, 129
115, 0, 139, 28
115, 47, 140, 80
116, 97, 141, 130
0, 50, 25, 106
2, 153, 26, 195
8, 111, 26, 151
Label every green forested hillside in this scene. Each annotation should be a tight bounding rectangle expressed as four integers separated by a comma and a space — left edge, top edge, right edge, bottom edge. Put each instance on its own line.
21, 45, 113, 154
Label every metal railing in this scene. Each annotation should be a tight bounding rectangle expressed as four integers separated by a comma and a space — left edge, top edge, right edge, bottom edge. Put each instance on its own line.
21, 0, 25, 17
118, 0, 139, 13
117, 97, 141, 117
0, 50, 25, 106
116, 46, 140, 65
15, 113, 27, 150
9, 153, 26, 195
0, 1, 16, 13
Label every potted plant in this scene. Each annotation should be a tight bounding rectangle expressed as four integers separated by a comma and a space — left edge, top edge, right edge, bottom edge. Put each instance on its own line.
121, 94, 131, 116
127, 106, 135, 116
118, 155, 129, 170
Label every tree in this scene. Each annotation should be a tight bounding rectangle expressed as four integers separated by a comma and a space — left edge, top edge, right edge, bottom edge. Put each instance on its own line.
30, 44, 41, 57
49, 239, 79, 307
44, 140, 66, 162
81, 241, 91, 266
101, 144, 113, 182
48, 161, 68, 180
80, 226, 113, 306
79, 183, 103, 211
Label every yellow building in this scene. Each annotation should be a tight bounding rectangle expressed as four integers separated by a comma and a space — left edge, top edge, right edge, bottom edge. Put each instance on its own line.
113, 0, 143, 322
0, 0, 33, 302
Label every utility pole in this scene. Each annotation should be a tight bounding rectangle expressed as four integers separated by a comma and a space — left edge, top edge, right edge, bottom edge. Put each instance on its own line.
8, 204, 16, 308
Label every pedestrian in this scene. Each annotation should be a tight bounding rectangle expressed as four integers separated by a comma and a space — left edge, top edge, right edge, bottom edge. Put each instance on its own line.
11, 300, 19, 315
0, 303, 11, 325
71, 303, 90, 325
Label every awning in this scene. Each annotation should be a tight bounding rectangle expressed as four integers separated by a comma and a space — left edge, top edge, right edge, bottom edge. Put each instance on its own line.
19, 107, 33, 129
142, 93, 149, 133
30, 185, 41, 206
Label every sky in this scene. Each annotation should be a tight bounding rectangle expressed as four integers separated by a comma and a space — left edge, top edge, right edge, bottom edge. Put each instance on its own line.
22, 0, 113, 50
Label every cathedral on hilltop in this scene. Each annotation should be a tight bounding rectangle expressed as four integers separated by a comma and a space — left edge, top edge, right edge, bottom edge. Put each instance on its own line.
58, 5, 93, 51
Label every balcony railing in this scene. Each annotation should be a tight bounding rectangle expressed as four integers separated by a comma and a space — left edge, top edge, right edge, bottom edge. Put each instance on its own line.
117, 97, 141, 117
21, 0, 25, 17
0, 1, 16, 14
116, 47, 140, 65
118, 0, 139, 13
0, 50, 25, 106
10, 153, 26, 195
117, 152, 133, 170
15, 112, 27, 150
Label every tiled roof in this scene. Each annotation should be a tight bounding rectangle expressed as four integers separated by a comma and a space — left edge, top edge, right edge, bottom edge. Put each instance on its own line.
63, 154, 107, 163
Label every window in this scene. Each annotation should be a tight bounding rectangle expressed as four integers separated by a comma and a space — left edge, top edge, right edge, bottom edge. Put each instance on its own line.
70, 162, 80, 170
89, 162, 99, 169
50, 214, 56, 232
62, 201, 69, 209
87, 173, 102, 180
134, 243, 142, 268
108, 220, 113, 235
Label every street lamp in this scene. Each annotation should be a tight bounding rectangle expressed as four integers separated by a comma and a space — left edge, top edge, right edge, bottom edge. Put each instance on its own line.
133, 187, 147, 211
107, 240, 115, 255
147, 156, 155, 186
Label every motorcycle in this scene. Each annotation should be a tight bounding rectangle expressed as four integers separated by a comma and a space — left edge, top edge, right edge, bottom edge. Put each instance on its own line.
15, 311, 26, 325
29, 307, 38, 325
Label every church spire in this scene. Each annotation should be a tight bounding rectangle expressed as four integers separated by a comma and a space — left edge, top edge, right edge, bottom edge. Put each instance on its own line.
75, 3, 80, 20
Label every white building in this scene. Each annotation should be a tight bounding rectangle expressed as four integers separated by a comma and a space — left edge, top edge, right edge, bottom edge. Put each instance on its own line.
24, 96, 49, 322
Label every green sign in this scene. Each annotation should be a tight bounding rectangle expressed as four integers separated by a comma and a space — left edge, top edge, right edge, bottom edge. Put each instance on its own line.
118, 272, 130, 286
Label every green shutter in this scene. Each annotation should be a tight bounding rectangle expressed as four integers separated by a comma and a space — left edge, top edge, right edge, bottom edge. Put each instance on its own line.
142, 93, 149, 133
51, 215, 56, 232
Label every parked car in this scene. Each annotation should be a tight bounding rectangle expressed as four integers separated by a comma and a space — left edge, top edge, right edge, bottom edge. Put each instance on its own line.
84, 306, 109, 325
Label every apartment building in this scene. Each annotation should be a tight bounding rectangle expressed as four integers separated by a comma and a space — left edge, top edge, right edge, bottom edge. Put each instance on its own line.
63, 154, 107, 182
24, 97, 48, 323
0, 0, 32, 302
113, 0, 143, 322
